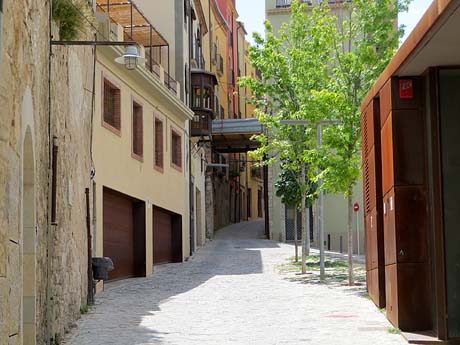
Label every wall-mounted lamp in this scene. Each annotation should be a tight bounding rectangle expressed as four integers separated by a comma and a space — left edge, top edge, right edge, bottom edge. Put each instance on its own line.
115, 45, 145, 70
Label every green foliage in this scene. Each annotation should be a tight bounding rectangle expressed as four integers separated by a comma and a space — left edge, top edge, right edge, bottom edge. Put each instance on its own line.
319, 0, 410, 196
240, 0, 410, 201
52, 0, 91, 40
80, 303, 89, 314
274, 159, 316, 208
388, 327, 401, 334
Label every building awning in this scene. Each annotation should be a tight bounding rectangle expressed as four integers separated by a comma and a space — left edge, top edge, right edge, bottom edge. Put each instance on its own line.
212, 118, 263, 153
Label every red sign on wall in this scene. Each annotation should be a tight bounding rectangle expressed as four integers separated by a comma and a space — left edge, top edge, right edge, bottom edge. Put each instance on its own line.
399, 79, 414, 99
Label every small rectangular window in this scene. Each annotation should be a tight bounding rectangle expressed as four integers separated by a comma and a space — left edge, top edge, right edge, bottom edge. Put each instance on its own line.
132, 101, 143, 158
103, 79, 121, 132
171, 130, 182, 169
154, 118, 163, 169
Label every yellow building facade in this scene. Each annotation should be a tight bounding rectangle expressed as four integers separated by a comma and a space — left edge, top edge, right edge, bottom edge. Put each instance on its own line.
92, 3, 194, 282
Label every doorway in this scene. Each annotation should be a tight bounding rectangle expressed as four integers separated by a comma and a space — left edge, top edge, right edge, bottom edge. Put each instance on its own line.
196, 189, 203, 247
438, 69, 460, 338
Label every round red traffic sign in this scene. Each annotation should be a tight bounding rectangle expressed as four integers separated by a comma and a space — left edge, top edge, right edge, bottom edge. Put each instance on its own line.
353, 202, 359, 212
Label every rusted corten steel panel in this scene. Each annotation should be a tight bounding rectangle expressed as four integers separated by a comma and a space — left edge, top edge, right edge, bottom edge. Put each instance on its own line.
363, 98, 383, 216
392, 109, 426, 186
363, 97, 386, 309
362, 101, 375, 158
383, 186, 428, 265
381, 113, 395, 196
364, 148, 377, 215
385, 264, 398, 326
386, 263, 432, 331
367, 267, 386, 309
366, 207, 385, 270
380, 79, 393, 129
379, 76, 431, 333
366, 209, 377, 271
380, 78, 426, 196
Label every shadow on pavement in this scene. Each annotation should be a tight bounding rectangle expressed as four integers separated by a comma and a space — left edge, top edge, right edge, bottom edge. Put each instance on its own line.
65, 219, 275, 345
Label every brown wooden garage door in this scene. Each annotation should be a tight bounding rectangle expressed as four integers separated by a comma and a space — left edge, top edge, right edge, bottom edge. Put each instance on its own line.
153, 208, 173, 264
103, 189, 134, 280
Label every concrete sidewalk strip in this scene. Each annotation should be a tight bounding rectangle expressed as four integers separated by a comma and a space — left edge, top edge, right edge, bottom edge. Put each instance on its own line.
64, 220, 405, 345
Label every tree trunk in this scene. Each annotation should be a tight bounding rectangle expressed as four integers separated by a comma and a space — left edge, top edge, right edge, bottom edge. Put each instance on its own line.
293, 207, 298, 262
348, 187, 354, 286
305, 206, 310, 257
301, 163, 307, 274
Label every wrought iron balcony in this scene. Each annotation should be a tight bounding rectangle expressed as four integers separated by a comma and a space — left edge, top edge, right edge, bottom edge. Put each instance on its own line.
192, 113, 212, 137
276, 0, 311, 7
96, 1, 179, 96
275, 0, 350, 7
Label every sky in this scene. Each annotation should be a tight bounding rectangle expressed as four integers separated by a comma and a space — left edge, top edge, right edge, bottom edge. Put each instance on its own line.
236, 0, 433, 46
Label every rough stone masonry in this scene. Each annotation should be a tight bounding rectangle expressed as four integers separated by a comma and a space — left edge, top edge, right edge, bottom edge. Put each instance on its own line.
0, 0, 94, 343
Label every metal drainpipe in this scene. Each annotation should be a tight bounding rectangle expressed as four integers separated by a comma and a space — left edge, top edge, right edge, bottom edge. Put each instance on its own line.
85, 188, 94, 305
188, 0, 193, 256
47, 0, 54, 339
51, 137, 58, 224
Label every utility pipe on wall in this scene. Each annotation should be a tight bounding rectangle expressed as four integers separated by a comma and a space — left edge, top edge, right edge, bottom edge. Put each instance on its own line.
51, 136, 58, 225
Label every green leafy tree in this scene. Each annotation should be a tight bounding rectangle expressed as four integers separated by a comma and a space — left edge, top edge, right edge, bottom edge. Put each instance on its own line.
241, 0, 410, 284
275, 159, 316, 263
316, 0, 410, 285
240, 1, 337, 275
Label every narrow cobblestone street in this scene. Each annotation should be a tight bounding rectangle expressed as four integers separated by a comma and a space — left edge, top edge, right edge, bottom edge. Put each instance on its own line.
64, 220, 406, 345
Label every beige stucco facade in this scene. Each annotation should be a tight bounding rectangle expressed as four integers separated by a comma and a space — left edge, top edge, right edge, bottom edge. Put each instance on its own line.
93, 43, 194, 279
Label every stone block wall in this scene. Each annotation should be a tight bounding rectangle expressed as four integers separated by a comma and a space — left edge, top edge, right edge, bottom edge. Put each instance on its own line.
0, 0, 94, 343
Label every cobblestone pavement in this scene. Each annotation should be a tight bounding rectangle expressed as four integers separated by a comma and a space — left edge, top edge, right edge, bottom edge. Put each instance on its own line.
64, 220, 406, 345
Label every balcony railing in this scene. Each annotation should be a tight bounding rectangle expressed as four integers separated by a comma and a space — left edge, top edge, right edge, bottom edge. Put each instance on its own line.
191, 113, 212, 137
96, 1, 179, 97
276, 0, 311, 7
275, 0, 350, 7
164, 71, 178, 93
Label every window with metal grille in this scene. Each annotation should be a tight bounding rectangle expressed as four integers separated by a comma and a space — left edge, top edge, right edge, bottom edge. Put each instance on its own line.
132, 101, 143, 158
171, 130, 182, 169
154, 118, 163, 169
103, 79, 121, 132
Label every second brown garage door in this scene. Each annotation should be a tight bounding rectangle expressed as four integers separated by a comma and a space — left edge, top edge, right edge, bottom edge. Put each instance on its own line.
153, 207, 182, 265
153, 207, 173, 264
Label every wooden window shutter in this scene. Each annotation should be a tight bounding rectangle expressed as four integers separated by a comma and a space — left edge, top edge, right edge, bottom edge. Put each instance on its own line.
132, 102, 143, 157
155, 119, 163, 168
103, 79, 121, 130
172, 131, 182, 168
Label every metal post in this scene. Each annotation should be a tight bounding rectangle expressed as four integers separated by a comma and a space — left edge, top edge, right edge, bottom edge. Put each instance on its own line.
301, 161, 307, 274
318, 124, 325, 280
149, 26, 153, 73
167, 45, 171, 89
356, 209, 360, 256
130, 1, 133, 38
